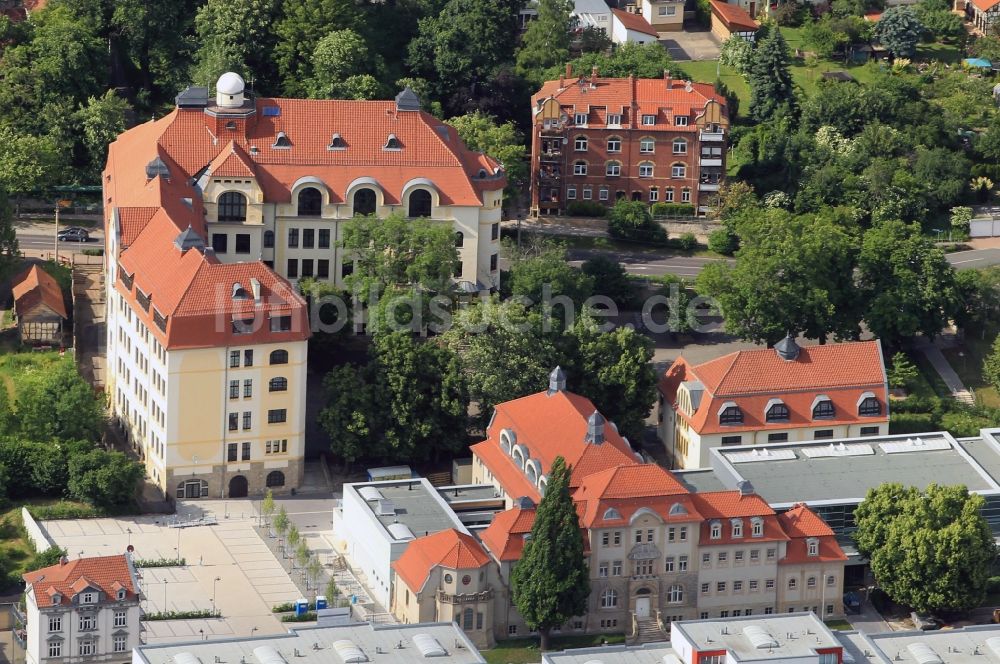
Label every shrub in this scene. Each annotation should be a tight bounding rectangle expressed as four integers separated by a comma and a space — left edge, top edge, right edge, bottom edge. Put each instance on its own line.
772, 0, 808, 25
28, 501, 104, 521
987, 576, 1000, 594
675, 233, 698, 251
133, 557, 185, 568
565, 200, 606, 217
941, 410, 996, 437
607, 200, 667, 243
650, 202, 696, 217
708, 229, 739, 255
889, 411, 939, 434
145, 609, 220, 621
81, 248, 103, 257
272, 601, 318, 612
890, 395, 946, 414
281, 611, 318, 622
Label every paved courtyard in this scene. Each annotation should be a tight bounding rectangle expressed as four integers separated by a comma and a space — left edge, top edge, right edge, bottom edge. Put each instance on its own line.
40, 500, 301, 644
660, 29, 722, 61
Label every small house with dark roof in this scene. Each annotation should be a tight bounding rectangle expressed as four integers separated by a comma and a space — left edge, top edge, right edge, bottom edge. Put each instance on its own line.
12, 265, 68, 345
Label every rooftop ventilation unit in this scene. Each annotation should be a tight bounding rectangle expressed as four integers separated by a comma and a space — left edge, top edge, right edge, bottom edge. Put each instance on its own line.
174, 654, 203, 664
333, 640, 368, 664
412, 634, 447, 657
907, 643, 943, 664
879, 438, 951, 454
726, 448, 797, 464
358, 487, 383, 502
387, 523, 415, 541
801, 443, 875, 458
986, 637, 1000, 660
742, 625, 779, 650
375, 499, 396, 516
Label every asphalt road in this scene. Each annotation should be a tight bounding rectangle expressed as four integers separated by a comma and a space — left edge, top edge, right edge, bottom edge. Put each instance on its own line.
18, 231, 105, 253
946, 247, 1000, 270
567, 248, 732, 278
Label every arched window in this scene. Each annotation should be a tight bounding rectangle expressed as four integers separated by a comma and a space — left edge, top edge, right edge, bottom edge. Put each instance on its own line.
408, 190, 432, 218
297, 187, 322, 216
807, 538, 819, 556
538, 476, 548, 496
463, 607, 474, 630
455, 231, 464, 248
263, 230, 274, 248
512, 447, 525, 470
640, 137, 655, 154
719, 405, 743, 425
671, 163, 687, 179
603, 508, 622, 521
672, 138, 688, 154
574, 136, 588, 151
709, 520, 722, 539
731, 519, 743, 538
266, 471, 285, 487
353, 188, 377, 216
606, 161, 621, 177
813, 399, 835, 419
638, 162, 654, 178
218, 192, 247, 222
607, 136, 622, 153
270, 349, 288, 365
667, 584, 684, 603
269, 377, 288, 392
525, 461, 538, 484
600, 589, 618, 608
858, 395, 881, 416
751, 517, 764, 537
788, 578, 797, 590
573, 160, 588, 176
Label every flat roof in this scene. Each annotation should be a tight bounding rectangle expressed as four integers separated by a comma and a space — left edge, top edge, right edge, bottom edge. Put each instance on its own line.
709, 432, 1000, 507
543, 642, 680, 664
574, 0, 611, 13
675, 469, 728, 493
438, 484, 503, 505
134, 622, 486, 664
864, 625, 1000, 664
672, 612, 840, 661
347, 479, 467, 539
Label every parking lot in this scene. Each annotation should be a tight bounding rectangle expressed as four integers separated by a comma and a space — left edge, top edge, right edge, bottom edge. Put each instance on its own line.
39, 500, 301, 644
660, 29, 722, 61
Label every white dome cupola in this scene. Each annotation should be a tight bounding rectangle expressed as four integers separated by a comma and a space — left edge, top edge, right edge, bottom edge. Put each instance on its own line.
216, 72, 245, 108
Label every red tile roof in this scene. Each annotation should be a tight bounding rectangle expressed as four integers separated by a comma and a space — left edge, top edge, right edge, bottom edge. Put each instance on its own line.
480, 508, 536, 561
659, 341, 888, 436
779, 505, 847, 564
104, 91, 506, 350
472, 389, 638, 502
392, 529, 491, 592
24, 554, 138, 608
970, 0, 1000, 11
13, 265, 68, 320
693, 492, 789, 545
611, 8, 660, 36
710, 0, 760, 31
533, 75, 727, 131
575, 464, 700, 528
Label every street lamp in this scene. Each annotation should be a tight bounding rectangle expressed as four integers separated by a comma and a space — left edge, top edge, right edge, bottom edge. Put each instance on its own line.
176, 527, 181, 560
126, 527, 132, 548
250, 626, 258, 639
212, 577, 221, 609
163, 580, 168, 613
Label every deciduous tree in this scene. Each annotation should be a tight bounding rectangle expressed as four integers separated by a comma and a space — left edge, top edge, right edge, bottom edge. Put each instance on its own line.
67, 449, 143, 508
273, 0, 361, 97
516, 0, 574, 86
854, 483, 995, 612
191, 0, 279, 91
511, 457, 589, 651
447, 112, 528, 200
16, 360, 104, 443
307, 29, 385, 99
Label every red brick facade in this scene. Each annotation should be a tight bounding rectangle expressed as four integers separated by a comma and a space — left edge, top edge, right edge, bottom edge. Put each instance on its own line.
530, 69, 729, 215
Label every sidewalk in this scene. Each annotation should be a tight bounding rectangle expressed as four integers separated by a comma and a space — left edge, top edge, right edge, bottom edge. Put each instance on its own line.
915, 337, 975, 405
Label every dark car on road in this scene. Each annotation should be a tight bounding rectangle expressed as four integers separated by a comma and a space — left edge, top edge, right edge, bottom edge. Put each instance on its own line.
57, 228, 89, 242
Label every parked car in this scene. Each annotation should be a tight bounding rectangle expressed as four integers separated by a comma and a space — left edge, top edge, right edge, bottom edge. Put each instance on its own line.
911, 611, 942, 631
57, 228, 89, 242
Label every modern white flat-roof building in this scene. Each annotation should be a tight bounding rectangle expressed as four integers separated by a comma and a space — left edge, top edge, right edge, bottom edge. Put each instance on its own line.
132, 621, 486, 664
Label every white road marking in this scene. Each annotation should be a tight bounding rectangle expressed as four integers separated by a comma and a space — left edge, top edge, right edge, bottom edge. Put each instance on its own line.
951, 257, 986, 264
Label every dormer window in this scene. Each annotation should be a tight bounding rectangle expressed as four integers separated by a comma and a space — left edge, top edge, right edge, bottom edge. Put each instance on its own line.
751, 517, 764, 537
225, 120, 237, 130
642, 114, 656, 125
328, 133, 347, 150
603, 508, 622, 521
272, 132, 291, 149
218, 191, 247, 222
709, 520, 721, 539
858, 393, 881, 416
807, 538, 819, 556
765, 400, 789, 423
812, 397, 835, 419
675, 116, 689, 126
669, 502, 687, 516
52, 593, 61, 604
384, 134, 402, 150
607, 113, 621, 127
731, 519, 743, 538
117, 589, 126, 600
719, 403, 743, 425
82, 592, 95, 604
574, 112, 588, 125
231, 283, 248, 300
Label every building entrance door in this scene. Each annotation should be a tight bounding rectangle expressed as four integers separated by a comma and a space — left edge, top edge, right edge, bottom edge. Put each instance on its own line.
636, 597, 651, 618
229, 475, 248, 498
184, 481, 202, 499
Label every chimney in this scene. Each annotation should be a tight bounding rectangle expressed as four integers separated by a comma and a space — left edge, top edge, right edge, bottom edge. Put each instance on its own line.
566, 63, 573, 79
547, 366, 566, 395
250, 277, 261, 303
665, 69, 672, 88
60, 556, 68, 566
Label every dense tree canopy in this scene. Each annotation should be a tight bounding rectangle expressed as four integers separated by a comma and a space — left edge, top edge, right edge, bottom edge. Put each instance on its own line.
876, 7, 924, 59
516, 0, 574, 87
748, 30, 796, 122
854, 483, 995, 612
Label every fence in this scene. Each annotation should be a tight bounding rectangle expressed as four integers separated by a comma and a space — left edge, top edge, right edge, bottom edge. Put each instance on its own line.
971, 219, 1000, 237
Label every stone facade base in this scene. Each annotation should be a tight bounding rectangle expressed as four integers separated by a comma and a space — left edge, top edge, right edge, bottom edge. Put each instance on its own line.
166, 457, 305, 500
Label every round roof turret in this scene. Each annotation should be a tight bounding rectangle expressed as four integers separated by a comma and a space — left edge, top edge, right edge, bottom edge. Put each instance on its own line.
216, 72, 245, 96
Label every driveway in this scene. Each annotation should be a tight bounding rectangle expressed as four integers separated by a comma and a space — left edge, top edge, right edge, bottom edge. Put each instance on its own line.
660, 28, 722, 61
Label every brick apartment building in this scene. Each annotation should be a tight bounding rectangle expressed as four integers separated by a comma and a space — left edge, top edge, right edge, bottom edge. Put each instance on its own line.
530, 67, 729, 215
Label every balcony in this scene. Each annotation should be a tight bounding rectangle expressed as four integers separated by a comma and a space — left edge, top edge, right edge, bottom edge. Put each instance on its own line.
700, 158, 723, 167
437, 588, 495, 604
538, 167, 563, 181
699, 183, 721, 192
700, 131, 725, 142
540, 150, 563, 161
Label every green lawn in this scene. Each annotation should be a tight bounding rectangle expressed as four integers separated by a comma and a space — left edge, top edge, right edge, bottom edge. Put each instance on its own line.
680, 60, 751, 108
942, 330, 1000, 408
915, 42, 964, 64
823, 618, 853, 631
484, 634, 626, 664
911, 351, 954, 400
0, 346, 62, 402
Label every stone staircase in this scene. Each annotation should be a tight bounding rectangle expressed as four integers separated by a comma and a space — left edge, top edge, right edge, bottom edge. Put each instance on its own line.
630, 617, 669, 645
